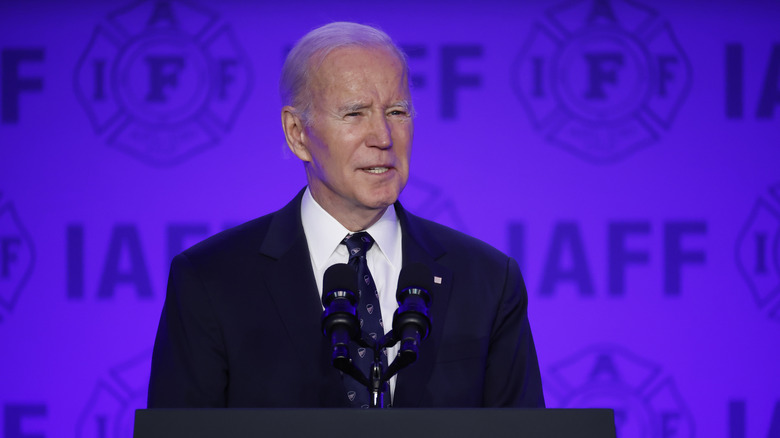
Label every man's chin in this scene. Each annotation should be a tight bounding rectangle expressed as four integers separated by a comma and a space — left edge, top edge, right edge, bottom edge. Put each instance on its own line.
358, 200, 395, 213
364, 181, 405, 206
360, 190, 401, 211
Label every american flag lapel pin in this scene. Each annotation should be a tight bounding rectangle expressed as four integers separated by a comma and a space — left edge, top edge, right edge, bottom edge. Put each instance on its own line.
433, 276, 442, 285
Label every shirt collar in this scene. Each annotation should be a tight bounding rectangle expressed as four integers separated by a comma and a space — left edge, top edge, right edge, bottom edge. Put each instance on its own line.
300, 187, 401, 272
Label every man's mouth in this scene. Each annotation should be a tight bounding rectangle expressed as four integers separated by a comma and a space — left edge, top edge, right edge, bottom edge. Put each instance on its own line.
363, 167, 391, 174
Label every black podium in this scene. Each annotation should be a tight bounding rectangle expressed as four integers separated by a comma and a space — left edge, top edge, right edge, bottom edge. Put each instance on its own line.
134, 408, 616, 437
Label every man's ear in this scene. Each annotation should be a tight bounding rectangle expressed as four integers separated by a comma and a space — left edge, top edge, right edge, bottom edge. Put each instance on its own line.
281, 106, 312, 162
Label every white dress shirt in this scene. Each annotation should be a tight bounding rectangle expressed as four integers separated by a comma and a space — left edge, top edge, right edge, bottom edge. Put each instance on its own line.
300, 187, 402, 400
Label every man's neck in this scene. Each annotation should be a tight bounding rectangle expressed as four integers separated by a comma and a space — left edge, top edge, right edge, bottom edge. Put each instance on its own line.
309, 191, 390, 232
325, 205, 387, 232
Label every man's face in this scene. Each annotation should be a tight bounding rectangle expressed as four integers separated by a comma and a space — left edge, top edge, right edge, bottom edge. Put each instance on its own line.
295, 45, 413, 225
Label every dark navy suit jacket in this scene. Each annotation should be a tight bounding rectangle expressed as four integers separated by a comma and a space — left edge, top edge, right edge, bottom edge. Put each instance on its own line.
148, 190, 544, 408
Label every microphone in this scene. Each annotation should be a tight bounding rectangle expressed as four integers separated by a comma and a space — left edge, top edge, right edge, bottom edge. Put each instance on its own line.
391, 263, 433, 364
321, 264, 360, 367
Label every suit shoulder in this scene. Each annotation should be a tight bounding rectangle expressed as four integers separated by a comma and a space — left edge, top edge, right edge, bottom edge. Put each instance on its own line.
407, 213, 510, 264
179, 213, 274, 265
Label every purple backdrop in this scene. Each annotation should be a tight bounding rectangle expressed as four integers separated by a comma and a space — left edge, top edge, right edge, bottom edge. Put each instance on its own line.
1, 0, 779, 437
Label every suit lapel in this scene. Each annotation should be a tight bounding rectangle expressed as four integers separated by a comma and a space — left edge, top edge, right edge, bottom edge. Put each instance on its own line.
258, 191, 325, 369
392, 203, 453, 407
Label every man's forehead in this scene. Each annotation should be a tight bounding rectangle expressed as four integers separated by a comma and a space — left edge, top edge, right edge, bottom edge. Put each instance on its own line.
310, 46, 410, 102
317, 44, 401, 70
317, 46, 405, 81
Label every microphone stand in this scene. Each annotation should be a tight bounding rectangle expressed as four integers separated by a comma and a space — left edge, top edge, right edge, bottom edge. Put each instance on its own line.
323, 263, 433, 408
329, 329, 419, 408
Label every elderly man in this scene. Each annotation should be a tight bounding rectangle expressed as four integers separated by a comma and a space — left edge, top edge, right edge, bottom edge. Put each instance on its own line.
148, 22, 544, 409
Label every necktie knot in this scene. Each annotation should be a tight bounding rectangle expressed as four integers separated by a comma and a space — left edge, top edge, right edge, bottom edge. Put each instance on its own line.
343, 232, 374, 261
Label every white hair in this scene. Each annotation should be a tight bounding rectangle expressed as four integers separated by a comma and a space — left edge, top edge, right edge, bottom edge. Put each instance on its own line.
279, 22, 410, 123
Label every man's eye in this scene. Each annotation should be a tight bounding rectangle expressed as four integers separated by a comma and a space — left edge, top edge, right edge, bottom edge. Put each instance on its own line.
345, 112, 361, 117
388, 110, 408, 116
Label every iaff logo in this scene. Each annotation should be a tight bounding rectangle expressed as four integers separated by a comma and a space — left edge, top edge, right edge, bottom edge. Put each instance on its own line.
546, 344, 693, 437
0, 193, 36, 323
512, 0, 691, 163
736, 182, 780, 323
74, 0, 252, 166
76, 350, 151, 438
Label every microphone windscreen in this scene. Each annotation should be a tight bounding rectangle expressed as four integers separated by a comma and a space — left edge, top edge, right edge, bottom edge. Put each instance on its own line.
397, 262, 433, 293
323, 263, 358, 299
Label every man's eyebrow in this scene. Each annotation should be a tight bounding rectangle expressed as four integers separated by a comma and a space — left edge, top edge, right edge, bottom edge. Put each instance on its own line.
337, 100, 412, 113
389, 100, 411, 111
338, 102, 370, 113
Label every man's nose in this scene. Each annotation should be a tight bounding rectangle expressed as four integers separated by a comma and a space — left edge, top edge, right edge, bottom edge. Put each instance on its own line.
367, 113, 392, 149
